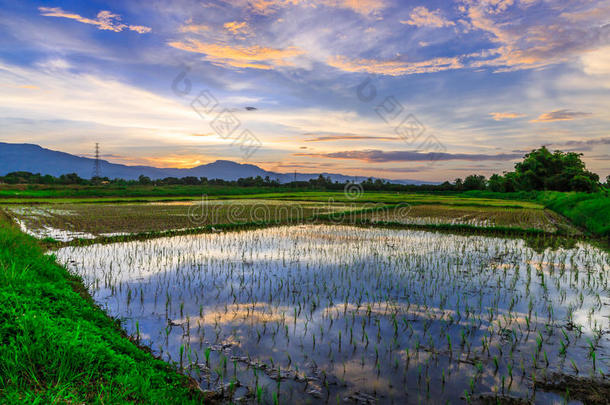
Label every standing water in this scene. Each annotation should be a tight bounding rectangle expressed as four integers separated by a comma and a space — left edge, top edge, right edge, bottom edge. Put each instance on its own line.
55, 225, 609, 404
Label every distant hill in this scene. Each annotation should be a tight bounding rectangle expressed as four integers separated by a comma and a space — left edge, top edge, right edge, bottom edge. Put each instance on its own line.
0, 142, 436, 185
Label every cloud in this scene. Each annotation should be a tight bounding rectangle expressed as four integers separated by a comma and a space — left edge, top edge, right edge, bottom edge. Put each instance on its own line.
460, 0, 610, 72
303, 132, 397, 142
401, 6, 455, 28
531, 109, 592, 122
320, 0, 386, 16
179, 23, 210, 34
327, 55, 462, 76
168, 39, 303, 70
553, 137, 610, 147
490, 112, 526, 121
225, 0, 386, 16
224, 21, 252, 37
294, 150, 522, 162
371, 166, 424, 173
38, 7, 151, 34
581, 45, 610, 76
0, 60, 193, 133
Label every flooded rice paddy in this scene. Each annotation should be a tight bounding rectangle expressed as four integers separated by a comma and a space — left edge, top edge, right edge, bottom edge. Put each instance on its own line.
55, 225, 608, 404
5, 200, 573, 242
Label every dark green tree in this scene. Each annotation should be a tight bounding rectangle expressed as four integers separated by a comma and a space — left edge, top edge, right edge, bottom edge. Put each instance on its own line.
463, 175, 486, 191
454, 178, 463, 191
138, 175, 152, 185
512, 147, 599, 192
487, 174, 505, 192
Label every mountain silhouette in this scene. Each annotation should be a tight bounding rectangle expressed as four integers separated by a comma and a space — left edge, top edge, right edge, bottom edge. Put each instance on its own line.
0, 142, 434, 184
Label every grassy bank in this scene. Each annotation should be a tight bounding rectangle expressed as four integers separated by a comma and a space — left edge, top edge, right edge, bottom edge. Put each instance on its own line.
462, 190, 610, 238
537, 191, 610, 238
0, 214, 207, 403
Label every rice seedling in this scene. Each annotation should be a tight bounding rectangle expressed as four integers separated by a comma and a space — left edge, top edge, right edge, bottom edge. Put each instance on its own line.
54, 224, 609, 403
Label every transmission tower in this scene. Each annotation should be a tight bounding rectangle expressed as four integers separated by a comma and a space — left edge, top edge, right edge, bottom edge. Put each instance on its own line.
92, 143, 101, 180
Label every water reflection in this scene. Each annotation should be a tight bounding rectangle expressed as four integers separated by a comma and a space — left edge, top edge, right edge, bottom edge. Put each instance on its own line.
55, 225, 609, 404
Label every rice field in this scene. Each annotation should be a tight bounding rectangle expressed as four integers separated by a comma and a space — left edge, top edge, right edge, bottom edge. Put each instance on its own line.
54, 225, 609, 404
3, 201, 361, 241
365, 205, 577, 234
2, 198, 576, 242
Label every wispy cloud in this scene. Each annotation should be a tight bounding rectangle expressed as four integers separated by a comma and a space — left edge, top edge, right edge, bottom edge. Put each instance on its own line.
321, 0, 386, 16
490, 112, 526, 121
225, 0, 386, 16
224, 21, 252, 37
461, 0, 610, 72
294, 150, 522, 162
303, 132, 397, 142
401, 6, 454, 28
168, 39, 303, 70
531, 109, 592, 122
179, 23, 210, 34
39, 7, 151, 34
552, 137, 610, 147
327, 55, 462, 76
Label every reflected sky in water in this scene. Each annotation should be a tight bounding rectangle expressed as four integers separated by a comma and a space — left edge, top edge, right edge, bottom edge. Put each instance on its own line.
55, 225, 609, 404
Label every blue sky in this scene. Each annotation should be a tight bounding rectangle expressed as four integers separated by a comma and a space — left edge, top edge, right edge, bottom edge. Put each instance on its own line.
0, 0, 609, 181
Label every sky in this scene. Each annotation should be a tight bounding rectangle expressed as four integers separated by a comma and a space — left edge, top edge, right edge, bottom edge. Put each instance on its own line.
0, 0, 609, 182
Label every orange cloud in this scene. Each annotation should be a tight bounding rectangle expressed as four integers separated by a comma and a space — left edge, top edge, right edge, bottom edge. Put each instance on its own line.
224, 21, 252, 37
39, 7, 151, 33
327, 55, 462, 76
490, 112, 526, 121
531, 109, 592, 123
168, 39, 303, 70
179, 24, 210, 34
401, 6, 455, 28
225, 0, 385, 16
321, 0, 385, 15
248, 0, 278, 15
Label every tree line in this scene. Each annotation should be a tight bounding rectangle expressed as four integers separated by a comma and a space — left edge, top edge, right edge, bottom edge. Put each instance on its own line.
1, 147, 608, 193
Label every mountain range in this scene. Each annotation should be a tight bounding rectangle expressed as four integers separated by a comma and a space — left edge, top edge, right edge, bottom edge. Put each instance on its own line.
0, 142, 434, 185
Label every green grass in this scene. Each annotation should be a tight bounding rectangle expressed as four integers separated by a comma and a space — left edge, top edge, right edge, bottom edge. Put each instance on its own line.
0, 191, 543, 210
0, 213, 208, 403
0, 184, 542, 209
462, 190, 610, 238
537, 191, 610, 237
0, 184, 286, 199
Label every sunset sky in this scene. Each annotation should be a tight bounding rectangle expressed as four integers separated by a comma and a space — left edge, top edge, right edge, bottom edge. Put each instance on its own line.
1, 0, 609, 181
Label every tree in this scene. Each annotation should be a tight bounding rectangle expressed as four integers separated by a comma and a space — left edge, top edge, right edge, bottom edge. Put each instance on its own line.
570, 175, 597, 193
138, 175, 152, 185
463, 175, 486, 191
58, 173, 85, 185
487, 174, 505, 192
606, 175, 610, 188
182, 176, 200, 185
511, 147, 599, 192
